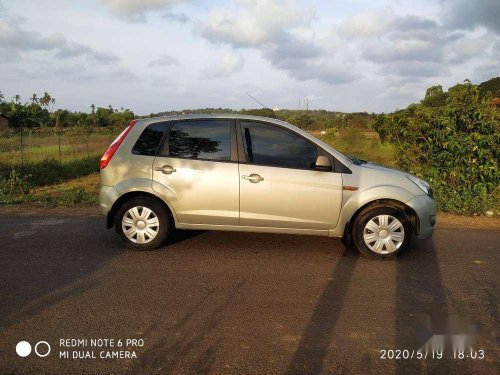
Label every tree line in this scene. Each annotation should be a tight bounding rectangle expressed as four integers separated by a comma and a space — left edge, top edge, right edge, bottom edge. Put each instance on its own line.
0, 92, 134, 129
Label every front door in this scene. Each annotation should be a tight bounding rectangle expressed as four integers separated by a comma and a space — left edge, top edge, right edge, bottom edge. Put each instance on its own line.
238, 121, 343, 230
152, 119, 239, 226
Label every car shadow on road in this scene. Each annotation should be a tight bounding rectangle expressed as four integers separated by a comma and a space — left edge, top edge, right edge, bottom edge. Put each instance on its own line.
0, 214, 123, 331
164, 229, 206, 247
284, 237, 452, 375
127, 280, 246, 375
284, 251, 359, 375
395, 239, 449, 374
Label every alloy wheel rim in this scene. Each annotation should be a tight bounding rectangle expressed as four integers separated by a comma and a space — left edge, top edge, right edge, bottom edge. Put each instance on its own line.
122, 206, 159, 244
363, 214, 405, 254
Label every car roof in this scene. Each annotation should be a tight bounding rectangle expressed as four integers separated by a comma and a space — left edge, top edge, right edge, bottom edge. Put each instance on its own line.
138, 113, 285, 124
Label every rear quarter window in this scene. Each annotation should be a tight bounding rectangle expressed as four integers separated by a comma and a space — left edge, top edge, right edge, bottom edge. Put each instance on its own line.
132, 123, 166, 156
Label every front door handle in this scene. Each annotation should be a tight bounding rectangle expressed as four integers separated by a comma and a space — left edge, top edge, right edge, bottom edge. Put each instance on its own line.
155, 165, 176, 175
242, 174, 264, 183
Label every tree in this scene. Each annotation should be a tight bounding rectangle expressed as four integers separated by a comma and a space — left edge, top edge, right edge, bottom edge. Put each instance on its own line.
422, 84, 448, 108
169, 129, 221, 158
239, 108, 277, 118
478, 76, 500, 98
39, 92, 53, 111
291, 113, 314, 129
374, 81, 499, 214
425, 85, 443, 98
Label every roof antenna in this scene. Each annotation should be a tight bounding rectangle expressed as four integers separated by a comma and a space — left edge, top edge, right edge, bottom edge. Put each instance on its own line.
245, 92, 271, 109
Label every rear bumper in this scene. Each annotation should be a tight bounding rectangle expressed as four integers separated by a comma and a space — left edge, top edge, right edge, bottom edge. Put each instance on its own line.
406, 195, 436, 239
99, 185, 120, 216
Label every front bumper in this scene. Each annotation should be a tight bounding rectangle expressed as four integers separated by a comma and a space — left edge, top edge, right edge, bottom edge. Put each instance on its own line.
406, 195, 436, 239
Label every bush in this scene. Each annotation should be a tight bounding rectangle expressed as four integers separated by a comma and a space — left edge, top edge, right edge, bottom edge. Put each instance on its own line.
0, 156, 100, 189
374, 82, 500, 214
0, 170, 31, 203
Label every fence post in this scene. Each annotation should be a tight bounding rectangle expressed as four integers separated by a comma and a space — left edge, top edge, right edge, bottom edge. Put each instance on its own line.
20, 127, 24, 166
86, 127, 90, 158
58, 128, 62, 164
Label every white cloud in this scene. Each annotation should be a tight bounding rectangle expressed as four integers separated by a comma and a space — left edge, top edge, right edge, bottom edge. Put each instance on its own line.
340, 9, 395, 38
103, 0, 188, 22
148, 54, 179, 67
0, 16, 119, 64
203, 53, 245, 78
199, 1, 356, 85
201, 0, 313, 47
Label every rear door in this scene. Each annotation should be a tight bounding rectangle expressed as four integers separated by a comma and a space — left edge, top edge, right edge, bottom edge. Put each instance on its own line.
238, 121, 343, 230
152, 119, 240, 226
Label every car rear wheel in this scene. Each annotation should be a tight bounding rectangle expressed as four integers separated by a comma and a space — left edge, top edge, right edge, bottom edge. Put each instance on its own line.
352, 205, 412, 259
115, 197, 170, 251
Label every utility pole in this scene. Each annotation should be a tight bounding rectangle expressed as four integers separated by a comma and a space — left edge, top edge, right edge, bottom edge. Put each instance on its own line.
306, 98, 309, 111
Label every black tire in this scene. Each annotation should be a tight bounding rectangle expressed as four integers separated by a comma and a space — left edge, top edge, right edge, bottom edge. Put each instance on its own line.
115, 196, 171, 251
352, 204, 412, 259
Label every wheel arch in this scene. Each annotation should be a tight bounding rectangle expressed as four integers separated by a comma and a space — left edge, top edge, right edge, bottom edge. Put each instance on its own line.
106, 190, 176, 229
341, 198, 419, 245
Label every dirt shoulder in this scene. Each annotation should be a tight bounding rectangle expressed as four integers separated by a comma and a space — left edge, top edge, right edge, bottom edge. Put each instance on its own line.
0, 206, 498, 230
436, 212, 500, 230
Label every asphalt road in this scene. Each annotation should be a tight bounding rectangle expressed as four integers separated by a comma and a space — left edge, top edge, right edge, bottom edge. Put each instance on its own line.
0, 208, 498, 375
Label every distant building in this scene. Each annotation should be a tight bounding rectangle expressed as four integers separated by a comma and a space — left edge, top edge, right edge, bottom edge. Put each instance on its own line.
0, 113, 9, 129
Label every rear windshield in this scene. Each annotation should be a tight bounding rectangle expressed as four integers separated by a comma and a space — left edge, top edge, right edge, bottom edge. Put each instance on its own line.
132, 123, 166, 156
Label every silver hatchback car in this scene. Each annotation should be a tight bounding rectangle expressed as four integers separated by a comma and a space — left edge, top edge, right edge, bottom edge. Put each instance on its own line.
100, 114, 436, 259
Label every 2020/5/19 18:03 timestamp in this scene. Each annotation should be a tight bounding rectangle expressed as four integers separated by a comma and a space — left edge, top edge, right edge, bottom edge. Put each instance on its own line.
380, 349, 485, 360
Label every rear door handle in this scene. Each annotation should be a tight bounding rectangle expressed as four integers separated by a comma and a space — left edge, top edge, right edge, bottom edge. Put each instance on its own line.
242, 174, 264, 183
155, 165, 176, 174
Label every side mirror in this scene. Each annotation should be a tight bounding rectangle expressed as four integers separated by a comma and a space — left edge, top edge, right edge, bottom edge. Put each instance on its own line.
314, 155, 332, 171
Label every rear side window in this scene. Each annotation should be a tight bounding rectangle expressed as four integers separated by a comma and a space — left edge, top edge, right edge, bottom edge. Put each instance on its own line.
241, 121, 318, 169
132, 123, 166, 156
167, 120, 231, 161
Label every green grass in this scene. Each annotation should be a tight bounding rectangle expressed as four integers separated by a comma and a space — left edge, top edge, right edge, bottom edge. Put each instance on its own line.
315, 128, 396, 167
0, 173, 100, 206
0, 131, 117, 164
0, 156, 100, 191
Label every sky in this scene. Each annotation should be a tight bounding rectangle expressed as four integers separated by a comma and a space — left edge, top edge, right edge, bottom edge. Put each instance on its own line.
0, 0, 499, 115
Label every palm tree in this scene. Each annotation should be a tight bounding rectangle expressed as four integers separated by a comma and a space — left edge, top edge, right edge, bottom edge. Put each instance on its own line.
40, 92, 52, 110
30, 93, 38, 105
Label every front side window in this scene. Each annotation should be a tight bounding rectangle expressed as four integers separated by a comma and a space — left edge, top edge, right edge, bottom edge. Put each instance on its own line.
168, 120, 231, 161
241, 121, 318, 169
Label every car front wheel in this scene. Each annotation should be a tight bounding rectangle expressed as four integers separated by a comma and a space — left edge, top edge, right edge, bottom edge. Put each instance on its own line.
352, 205, 412, 259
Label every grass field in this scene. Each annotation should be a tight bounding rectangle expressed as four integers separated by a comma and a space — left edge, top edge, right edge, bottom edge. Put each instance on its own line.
315, 128, 396, 166
0, 129, 119, 164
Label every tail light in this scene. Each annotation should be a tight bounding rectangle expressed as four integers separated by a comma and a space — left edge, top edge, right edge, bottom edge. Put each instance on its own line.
100, 119, 137, 169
